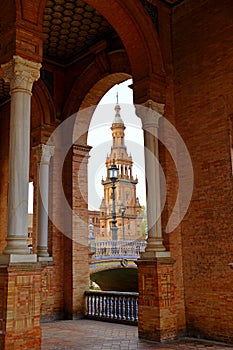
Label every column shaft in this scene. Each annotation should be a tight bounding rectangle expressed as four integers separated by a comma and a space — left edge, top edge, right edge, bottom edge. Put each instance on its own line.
0, 56, 41, 261
7, 91, 31, 252
136, 100, 170, 258
144, 127, 162, 238
35, 144, 54, 259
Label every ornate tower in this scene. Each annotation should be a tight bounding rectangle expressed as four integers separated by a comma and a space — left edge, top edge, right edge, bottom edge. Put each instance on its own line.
99, 104, 142, 240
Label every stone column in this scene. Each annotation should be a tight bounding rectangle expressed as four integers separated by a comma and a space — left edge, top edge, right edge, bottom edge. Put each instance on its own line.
34, 144, 54, 260
0, 56, 41, 263
136, 100, 169, 258
136, 100, 177, 342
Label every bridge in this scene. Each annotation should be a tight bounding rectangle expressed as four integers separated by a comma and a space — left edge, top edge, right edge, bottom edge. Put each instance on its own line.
89, 239, 146, 292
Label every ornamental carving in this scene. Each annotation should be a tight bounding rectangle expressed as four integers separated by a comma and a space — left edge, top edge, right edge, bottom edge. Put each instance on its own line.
1, 55, 41, 93
34, 144, 55, 164
135, 100, 165, 131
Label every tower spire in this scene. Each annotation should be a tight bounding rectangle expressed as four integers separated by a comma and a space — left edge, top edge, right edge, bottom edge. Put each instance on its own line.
116, 89, 119, 104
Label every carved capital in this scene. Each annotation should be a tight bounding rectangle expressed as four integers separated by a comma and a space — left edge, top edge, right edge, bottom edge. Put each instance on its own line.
135, 100, 165, 130
144, 99, 165, 115
33, 144, 55, 165
1, 55, 41, 93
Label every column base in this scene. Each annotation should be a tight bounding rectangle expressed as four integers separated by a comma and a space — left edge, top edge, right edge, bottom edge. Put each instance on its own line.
3, 235, 31, 255
136, 256, 177, 342
140, 250, 171, 259
0, 253, 37, 264
37, 245, 50, 258
144, 237, 167, 253
38, 256, 53, 262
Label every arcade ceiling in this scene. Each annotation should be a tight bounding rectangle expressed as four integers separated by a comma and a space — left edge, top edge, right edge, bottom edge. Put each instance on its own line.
0, 0, 183, 103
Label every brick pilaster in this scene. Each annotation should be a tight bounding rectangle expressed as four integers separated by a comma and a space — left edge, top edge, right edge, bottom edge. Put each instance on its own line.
0, 264, 41, 349
72, 144, 92, 318
137, 257, 177, 342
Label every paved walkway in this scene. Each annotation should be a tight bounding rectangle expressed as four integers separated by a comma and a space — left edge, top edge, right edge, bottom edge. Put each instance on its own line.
41, 319, 233, 350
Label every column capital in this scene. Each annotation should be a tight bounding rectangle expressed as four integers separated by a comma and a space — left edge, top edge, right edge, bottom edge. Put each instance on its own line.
33, 144, 55, 164
135, 100, 165, 130
1, 55, 41, 93
144, 99, 165, 115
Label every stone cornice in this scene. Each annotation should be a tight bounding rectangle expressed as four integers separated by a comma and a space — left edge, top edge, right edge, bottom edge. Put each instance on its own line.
72, 144, 92, 157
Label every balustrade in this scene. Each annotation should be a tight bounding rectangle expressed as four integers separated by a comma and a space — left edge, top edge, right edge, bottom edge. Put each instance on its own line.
90, 239, 146, 258
85, 290, 138, 324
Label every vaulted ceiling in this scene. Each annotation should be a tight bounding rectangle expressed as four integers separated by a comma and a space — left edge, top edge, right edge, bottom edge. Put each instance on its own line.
0, 0, 184, 104
43, 0, 116, 64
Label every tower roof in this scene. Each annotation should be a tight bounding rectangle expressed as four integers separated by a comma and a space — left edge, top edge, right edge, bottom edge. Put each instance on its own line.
112, 104, 124, 125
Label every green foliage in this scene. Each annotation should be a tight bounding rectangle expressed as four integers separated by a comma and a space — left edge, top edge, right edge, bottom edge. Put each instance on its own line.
90, 281, 101, 290
141, 205, 147, 236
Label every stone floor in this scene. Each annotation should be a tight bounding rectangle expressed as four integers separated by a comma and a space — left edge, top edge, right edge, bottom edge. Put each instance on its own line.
41, 319, 233, 350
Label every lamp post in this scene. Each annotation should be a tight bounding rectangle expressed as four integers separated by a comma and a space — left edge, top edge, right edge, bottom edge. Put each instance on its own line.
108, 163, 118, 241
120, 204, 126, 240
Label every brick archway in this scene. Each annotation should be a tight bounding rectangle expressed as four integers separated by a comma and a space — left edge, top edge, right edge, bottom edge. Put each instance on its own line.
82, 0, 165, 80
63, 51, 131, 119
32, 79, 56, 126
71, 72, 132, 146
38, 0, 165, 89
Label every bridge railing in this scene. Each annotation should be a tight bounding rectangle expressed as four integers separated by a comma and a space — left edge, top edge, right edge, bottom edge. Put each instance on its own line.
85, 290, 138, 325
90, 239, 146, 258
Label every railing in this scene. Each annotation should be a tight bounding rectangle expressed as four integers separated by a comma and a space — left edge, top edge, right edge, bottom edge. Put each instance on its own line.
85, 290, 138, 325
90, 239, 146, 258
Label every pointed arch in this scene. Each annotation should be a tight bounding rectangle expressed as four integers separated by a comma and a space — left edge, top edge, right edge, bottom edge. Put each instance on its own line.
63, 51, 131, 117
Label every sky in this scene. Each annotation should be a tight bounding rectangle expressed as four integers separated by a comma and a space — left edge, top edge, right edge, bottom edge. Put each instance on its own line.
28, 79, 146, 213
87, 79, 146, 210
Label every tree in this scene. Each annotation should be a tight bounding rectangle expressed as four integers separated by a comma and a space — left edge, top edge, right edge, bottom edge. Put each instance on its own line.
141, 205, 147, 236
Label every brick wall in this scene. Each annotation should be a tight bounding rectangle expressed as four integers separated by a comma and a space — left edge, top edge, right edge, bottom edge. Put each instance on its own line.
72, 144, 91, 318
0, 264, 42, 349
173, 0, 233, 342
